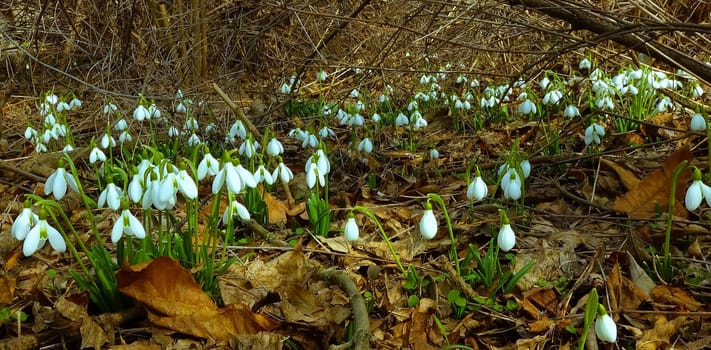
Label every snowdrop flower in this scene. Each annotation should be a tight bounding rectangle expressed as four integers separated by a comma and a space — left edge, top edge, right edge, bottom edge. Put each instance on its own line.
186, 133, 202, 147
267, 137, 284, 156
213, 161, 241, 195
174, 169, 198, 199
112, 207, 146, 243
133, 105, 149, 121
497, 210, 516, 252
222, 200, 250, 224
595, 306, 617, 343
148, 104, 161, 120
518, 99, 537, 115
343, 212, 359, 241
89, 147, 106, 165
229, 120, 247, 141
103, 102, 118, 115
542, 90, 563, 105
280, 83, 291, 94
35, 143, 47, 153
429, 148, 439, 159
692, 84, 704, 98
358, 138, 373, 153
272, 159, 294, 183
563, 105, 580, 118
349, 113, 365, 127
305, 159, 326, 188
595, 96, 615, 110
584, 122, 605, 146
253, 164, 274, 185
56, 101, 70, 112
467, 175, 488, 201
355, 100, 365, 111
503, 170, 522, 200
318, 127, 336, 140
656, 96, 674, 112
197, 150, 220, 181
184, 118, 199, 131
316, 69, 328, 82
395, 113, 409, 126
412, 115, 428, 130
690, 113, 706, 132
23, 210, 65, 256
24, 126, 38, 141
98, 182, 123, 211
685, 168, 711, 211
168, 126, 180, 138
419, 201, 438, 239
579, 57, 591, 71
540, 76, 551, 90
176, 102, 187, 114
69, 97, 82, 110
350, 89, 359, 98
238, 139, 259, 158
306, 149, 330, 176
45, 162, 79, 200
12, 201, 38, 240
520, 159, 531, 178
100, 132, 116, 149
114, 119, 128, 131
45, 94, 59, 105
62, 144, 75, 152
119, 131, 133, 143
407, 100, 418, 111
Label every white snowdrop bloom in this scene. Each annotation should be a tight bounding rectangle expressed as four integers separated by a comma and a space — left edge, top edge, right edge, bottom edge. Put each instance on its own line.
147, 104, 161, 120
175, 169, 198, 199
205, 123, 217, 134
197, 152, 219, 181
24, 126, 38, 141
41, 130, 54, 144
350, 89, 359, 98
12, 205, 38, 240
379, 95, 388, 103
186, 133, 202, 146
56, 101, 70, 112
238, 140, 259, 158
349, 114, 365, 127
101, 132, 116, 149
543, 90, 563, 105
692, 85, 704, 98
318, 127, 336, 140
357, 138, 373, 154
45, 166, 79, 200
470, 79, 480, 87
115, 119, 128, 131
412, 116, 428, 130
39, 102, 51, 116
23, 217, 65, 256
69, 98, 82, 110
267, 137, 284, 156
184, 118, 199, 131
168, 126, 180, 138
235, 163, 258, 189
272, 160, 294, 183
306, 134, 319, 148
89, 147, 106, 164
419, 204, 437, 240
212, 162, 240, 195
305, 160, 325, 188
429, 148, 439, 159
685, 170, 711, 211
584, 122, 606, 146
343, 213, 359, 241
103, 103, 118, 115
98, 183, 123, 211
133, 105, 149, 121
229, 120, 247, 141
563, 105, 580, 118
467, 176, 488, 201
690, 113, 706, 132
62, 144, 74, 152
579, 58, 591, 71
454, 100, 464, 110
355, 100, 365, 111
45, 94, 59, 105
44, 113, 56, 127
52, 123, 67, 138
119, 131, 132, 143
595, 313, 617, 343
520, 159, 531, 178
35, 143, 47, 153
595, 96, 615, 110
316, 69, 328, 82
176, 102, 187, 114
497, 223, 516, 252
253, 164, 274, 185
656, 96, 674, 112
518, 99, 537, 115
395, 113, 409, 126
112, 209, 146, 243
628, 69, 643, 80
222, 200, 250, 224
280, 83, 291, 94
407, 100, 418, 111
420, 75, 431, 85
540, 76, 551, 90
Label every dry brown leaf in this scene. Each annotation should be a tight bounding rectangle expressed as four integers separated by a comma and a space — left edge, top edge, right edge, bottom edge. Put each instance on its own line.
600, 158, 640, 191
262, 191, 288, 224
613, 147, 691, 219
406, 298, 441, 350
0, 275, 16, 305
650, 285, 703, 311
636, 316, 687, 350
607, 262, 650, 312
117, 257, 279, 340
55, 296, 114, 349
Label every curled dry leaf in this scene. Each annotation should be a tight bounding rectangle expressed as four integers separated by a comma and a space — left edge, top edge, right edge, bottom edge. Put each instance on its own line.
117, 257, 279, 341
613, 147, 691, 219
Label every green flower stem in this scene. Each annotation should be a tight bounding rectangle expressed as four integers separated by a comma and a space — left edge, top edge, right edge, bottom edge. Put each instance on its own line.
425, 193, 460, 275
662, 160, 688, 281
62, 155, 103, 244
40, 204, 91, 278
352, 206, 406, 274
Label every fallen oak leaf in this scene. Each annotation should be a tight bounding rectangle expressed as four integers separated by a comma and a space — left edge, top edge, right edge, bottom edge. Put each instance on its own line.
117, 257, 278, 341
613, 147, 691, 219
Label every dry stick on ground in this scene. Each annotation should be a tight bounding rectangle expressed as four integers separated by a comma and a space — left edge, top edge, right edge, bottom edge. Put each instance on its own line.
508, 0, 711, 84
317, 269, 371, 350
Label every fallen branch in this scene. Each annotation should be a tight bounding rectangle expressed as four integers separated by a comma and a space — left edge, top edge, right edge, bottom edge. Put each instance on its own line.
317, 269, 371, 350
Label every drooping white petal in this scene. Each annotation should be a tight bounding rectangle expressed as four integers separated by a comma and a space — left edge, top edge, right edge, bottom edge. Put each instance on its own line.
686, 181, 703, 211
595, 314, 617, 343
419, 209, 438, 239
344, 217, 359, 241
497, 224, 516, 252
